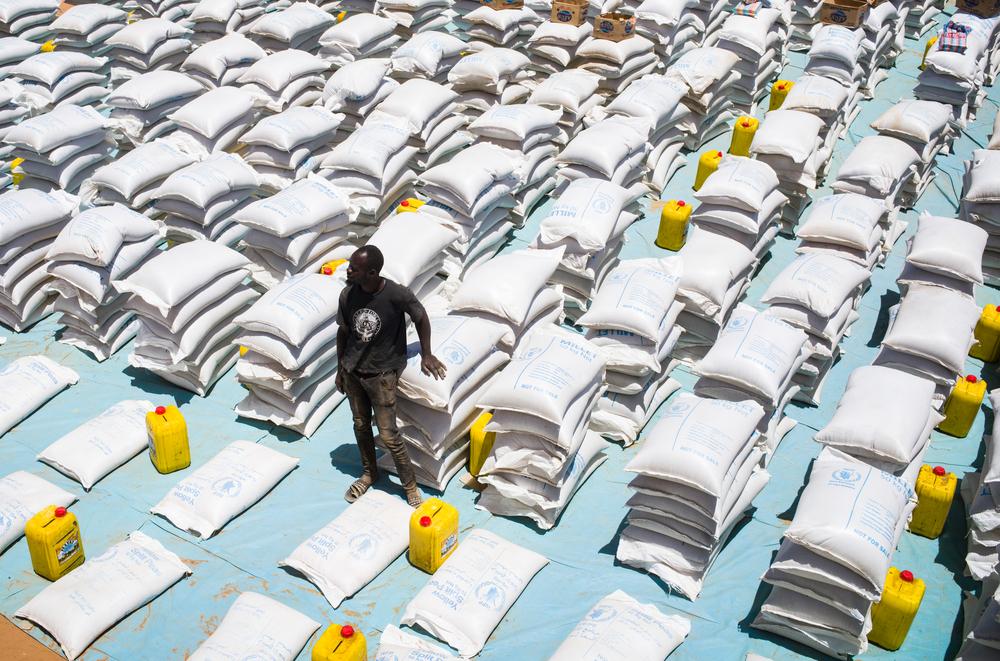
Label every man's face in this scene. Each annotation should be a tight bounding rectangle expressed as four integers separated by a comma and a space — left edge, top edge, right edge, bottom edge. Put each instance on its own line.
346, 252, 368, 285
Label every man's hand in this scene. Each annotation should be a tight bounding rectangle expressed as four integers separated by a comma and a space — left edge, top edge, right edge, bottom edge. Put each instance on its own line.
335, 367, 345, 393
421, 354, 447, 380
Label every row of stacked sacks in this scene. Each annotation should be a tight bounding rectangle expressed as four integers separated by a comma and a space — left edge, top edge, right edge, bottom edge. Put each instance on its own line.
106, 17, 194, 84
664, 46, 740, 150
0, 0, 57, 41
129, 0, 203, 24
961, 145, 1000, 286
903, 0, 946, 39
962, 391, 1000, 586
49, 4, 127, 55
916, 11, 1000, 124
460, 1, 540, 49
957, 567, 1000, 659
188, 0, 269, 46
632, 0, 722, 64
9, 50, 110, 113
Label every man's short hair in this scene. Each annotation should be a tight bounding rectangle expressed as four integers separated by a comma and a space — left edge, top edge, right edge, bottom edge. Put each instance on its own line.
356, 245, 384, 274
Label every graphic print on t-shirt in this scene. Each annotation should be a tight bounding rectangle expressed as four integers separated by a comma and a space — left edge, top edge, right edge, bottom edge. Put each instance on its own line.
353, 307, 382, 342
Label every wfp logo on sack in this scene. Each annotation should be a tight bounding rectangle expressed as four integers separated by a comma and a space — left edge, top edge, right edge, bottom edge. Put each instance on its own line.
0, 512, 9, 535
348, 532, 378, 560
666, 400, 691, 416
587, 604, 618, 622
830, 468, 862, 485
375, 653, 400, 661
475, 581, 506, 610
212, 477, 242, 498
588, 191, 614, 215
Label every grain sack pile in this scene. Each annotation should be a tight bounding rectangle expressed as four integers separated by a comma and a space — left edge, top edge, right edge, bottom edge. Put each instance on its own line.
106, 70, 205, 147
831, 134, 920, 211
11, 50, 109, 113
5, 103, 112, 194
694, 303, 808, 454
814, 365, 939, 482
690, 155, 785, 257
248, 1, 335, 54
795, 193, 899, 270
961, 149, 1000, 286
476, 326, 609, 529
234, 175, 357, 288
46, 204, 162, 361
151, 151, 257, 246
527, 18, 591, 74
916, 12, 1000, 123
531, 178, 642, 313
556, 117, 650, 190
777, 74, 860, 160
318, 13, 400, 65
105, 18, 194, 84
955, 572, 1000, 659
527, 69, 604, 142
962, 390, 1000, 581
459, 4, 540, 49
760, 253, 871, 405
235, 49, 328, 116
753, 447, 916, 658
448, 46, 533, 115
131, 0, 201, 23
381, 314, 509, 489
234, 272, 347, 435
180, 32, 267, 87
317, 57, 399, 130
708, 0, 791, 111
84, 137, 200, 213
390, 30, 465, 81
0, 188, 76, 330
366, 209, 458, 298
576, 33, 659, 94
905, 0, 943, 39
578, 257, 684, 445
48, 4, 126, 55
379, 0, 457, 39
634, 0, 705, 64
187, 0, 267, 46
616, 393, 769, 599
0, 0, 57, 41
0, 38, 40, 80
896, 211, 987, 298
665, 46, 740, 149
117, 239, 258, 395
237, 105, 346, 192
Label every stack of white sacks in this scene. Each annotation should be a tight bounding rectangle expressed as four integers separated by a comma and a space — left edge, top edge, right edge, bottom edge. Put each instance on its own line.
449, 247, 565, 351
166, 85, 257, 154
526, 18, 591, 74
468, 102, 559, 225
187, 0, 267, 46
0, 37, 40, 80
709, 0, 791, 112
693, 304, 807, 457
129, 0, 201, 22
814, 365, 939, 483
379, 0, 457, 38
367, 209, 458, 299
556, 117, 649, 192
576, 33, 660, 95
238, 105, 346, 192
249, 2, 334, 54
530, 178, 641, 314
238, 50, 328, 115
448, 46, 533, 116
634, 0, 705, 64
586, 73, 693, 190
753, 447, 917, 659
151, 152, 258, 247
117, 239, 258, 395
859, 0, 906, 94
578, 257, 684, 446
776, 74, 861, 162
317, 58, 398, 131
760, 253, 871, 405
795, 193, 899, 271
0, 0, 57, 41
916, 12, 1000, 123
180, 33, 266, 87
46, 205, 162, 361
831, 134, 920, 212
789, 0, 822, 50
616, 393, 769, 599
750, 108, 831, 231
233, 176, 357, 288
105, 18, 194, 84
665, 46, 740, 149
460, 4, 540, 50
418, 142, 523, 275
897, 211, 987, 300
527, 70, 604, 143
84, 137, 201, 215
476, 326, 609, 530
11, 51, 109, 112
106, 70, 205, 147
956, 570, 1000, 660
869, 99, 956, 208
234, 272, 346, 436
4, 103, 113, 193
385, 315, 510, 489
961, 149, 1000, 286
49, 5, 126, 54
963, 391, 1000, 583
318, 14, 399, 65
0, 188, 77, 331
690, 155, 785, 261
0, 79, 26, 159
390, 31, 465, 82
903, 0, 942, 39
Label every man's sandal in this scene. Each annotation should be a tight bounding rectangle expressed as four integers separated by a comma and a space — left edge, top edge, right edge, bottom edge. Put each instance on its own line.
344, 476, 375, 503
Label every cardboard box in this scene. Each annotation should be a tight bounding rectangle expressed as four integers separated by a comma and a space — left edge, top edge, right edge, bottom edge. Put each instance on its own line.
550, 0, 588, 26
480, 0, 524, 9
957, 0, 1000, 17
819, 0, 868, 27
593, 12, 636, 41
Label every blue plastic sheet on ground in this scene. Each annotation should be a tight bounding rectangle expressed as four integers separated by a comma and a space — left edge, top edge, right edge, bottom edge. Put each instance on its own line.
1, 11, 1000, 661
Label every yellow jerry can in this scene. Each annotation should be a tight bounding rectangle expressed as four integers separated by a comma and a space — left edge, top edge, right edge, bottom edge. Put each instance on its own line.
909, 465, 957, 539
970, 304, 1000, 362
320, 259, 347, 275
768, 80, 793, 110
26, 505, 85, 581
654, 200, 692, 251
920, 36, 938, 71
869, 568, 925, 651
397, 198, 425, 213
469, 411, 496, 477
312, 624, 366, 661
409, 497, 459, 574
938, 375, 986, 438
693, 150, 723, 191
146, 405, 191, 474
729, 116, 759, 157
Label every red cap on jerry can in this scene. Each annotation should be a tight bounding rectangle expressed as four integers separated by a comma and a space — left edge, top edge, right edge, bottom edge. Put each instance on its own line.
966, 375, 978, 383
155, 406, 166, 415
900, 570, 914, 582
54, 507, 67, 517
419, 515, 432, 527
340, 625, 354, 638
933, 466, 946, 477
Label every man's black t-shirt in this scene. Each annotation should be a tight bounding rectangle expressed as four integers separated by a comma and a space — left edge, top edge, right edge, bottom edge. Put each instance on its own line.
338, 278, 425, 374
